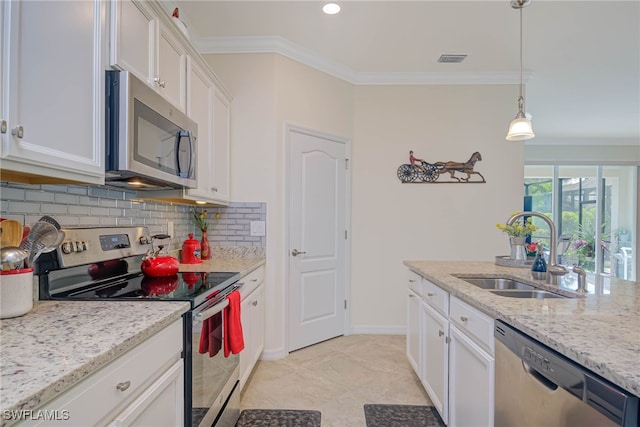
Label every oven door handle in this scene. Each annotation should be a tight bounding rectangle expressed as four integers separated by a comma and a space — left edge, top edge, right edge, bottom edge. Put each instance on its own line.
192, 283, 244, 323
193, 299, 228, 323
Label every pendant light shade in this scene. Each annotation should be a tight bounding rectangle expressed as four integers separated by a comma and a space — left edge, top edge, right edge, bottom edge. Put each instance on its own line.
506, 0, 535, 141
506, 96, 535, 141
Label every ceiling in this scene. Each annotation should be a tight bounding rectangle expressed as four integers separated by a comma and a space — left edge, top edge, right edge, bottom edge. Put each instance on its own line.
169, 1, 640, 143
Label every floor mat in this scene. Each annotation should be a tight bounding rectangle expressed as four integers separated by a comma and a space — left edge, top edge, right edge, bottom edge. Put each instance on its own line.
236, 409, 321, 427
364, 404, 445, 427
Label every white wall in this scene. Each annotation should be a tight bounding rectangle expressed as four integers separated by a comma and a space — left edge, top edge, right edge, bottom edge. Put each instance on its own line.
350, 84, 523, 332
205, 52, 524, 355
205, 53, 354, 358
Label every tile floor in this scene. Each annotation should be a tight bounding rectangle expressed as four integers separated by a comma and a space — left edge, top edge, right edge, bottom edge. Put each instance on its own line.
239, 334, 432, 426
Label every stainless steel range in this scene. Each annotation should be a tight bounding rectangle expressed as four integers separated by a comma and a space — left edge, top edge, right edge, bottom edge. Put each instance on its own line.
37, 226, 242, 427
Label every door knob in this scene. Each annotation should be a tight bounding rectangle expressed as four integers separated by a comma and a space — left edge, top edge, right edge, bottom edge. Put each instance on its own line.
291, 249, 307, 256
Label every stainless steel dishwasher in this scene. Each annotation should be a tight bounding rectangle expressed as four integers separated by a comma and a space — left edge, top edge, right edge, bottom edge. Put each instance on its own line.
495, 320, 638, 427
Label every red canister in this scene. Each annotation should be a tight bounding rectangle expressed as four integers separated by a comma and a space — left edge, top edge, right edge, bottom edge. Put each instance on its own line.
181, 233, 202, 264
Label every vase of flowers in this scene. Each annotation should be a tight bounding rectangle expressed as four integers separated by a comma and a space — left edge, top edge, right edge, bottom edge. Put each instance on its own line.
496, 213, 538, 260
193, 209, 211, 260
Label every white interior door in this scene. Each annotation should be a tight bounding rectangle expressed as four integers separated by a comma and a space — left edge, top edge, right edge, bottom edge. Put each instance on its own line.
288, 127, 348, 352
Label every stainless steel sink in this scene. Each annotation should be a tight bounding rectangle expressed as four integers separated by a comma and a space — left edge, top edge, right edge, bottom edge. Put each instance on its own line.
489, 290, 565, 299
459, 277, 535, 290
455, 276, 567, 299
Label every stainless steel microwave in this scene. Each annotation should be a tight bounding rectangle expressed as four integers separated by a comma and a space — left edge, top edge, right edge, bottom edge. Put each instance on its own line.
105, 70, 197, 190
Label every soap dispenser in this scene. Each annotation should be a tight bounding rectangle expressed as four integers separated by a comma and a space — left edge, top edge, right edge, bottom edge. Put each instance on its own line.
531, 243, 547, 280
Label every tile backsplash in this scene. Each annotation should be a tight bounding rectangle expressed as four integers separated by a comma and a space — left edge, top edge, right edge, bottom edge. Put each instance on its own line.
0, 182, 266, 254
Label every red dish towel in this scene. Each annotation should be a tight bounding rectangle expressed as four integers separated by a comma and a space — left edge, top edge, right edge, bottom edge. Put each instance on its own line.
224, 290, 245, 357
198, 311, 222, 357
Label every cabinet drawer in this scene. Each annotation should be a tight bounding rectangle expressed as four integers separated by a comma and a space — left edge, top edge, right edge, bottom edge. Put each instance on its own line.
240, 265, 265, 300
450, 296, 494, 354
407, 270, 422, 295
423, 280, 449, 316
21, 320, 183, 426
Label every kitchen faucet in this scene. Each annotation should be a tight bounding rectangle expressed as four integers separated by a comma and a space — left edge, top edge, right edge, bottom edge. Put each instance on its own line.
506, 211, 568, 285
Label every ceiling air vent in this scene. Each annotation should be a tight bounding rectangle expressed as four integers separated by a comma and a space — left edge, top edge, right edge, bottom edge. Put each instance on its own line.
438, 54, 467, 64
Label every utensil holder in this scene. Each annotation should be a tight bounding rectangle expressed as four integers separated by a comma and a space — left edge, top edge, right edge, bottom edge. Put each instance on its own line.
0, 268, 34, 319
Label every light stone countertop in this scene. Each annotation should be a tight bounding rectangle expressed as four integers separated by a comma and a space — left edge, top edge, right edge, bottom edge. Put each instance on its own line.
178, 257, 265, 277
0, 257, 265, 420
0, 300, 190, 420
404, 260, 640, 397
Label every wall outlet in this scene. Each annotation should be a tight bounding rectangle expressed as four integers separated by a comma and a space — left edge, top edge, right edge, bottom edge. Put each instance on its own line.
250, 221, 266, 237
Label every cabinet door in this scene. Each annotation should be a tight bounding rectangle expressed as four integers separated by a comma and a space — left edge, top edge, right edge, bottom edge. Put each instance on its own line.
2, 0, 104, 184
421, 301, 449, 425
110, 0, 155, 85
449, 324, 494, 427
185, 57, 215, 201
211, 89, 231, 204
239, 284, 265, 389
406, 289, 421, 377
108, 360, 184, 427
157, 23, 187, 111
250, 284, 265, 364
239, 294, 253, 388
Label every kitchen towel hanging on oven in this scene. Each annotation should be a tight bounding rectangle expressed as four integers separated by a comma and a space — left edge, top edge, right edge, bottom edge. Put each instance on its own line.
224, 290, 245, 356
199, 311, 223, 357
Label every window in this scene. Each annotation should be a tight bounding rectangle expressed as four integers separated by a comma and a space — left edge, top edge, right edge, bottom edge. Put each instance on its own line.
524, 165, 637, 281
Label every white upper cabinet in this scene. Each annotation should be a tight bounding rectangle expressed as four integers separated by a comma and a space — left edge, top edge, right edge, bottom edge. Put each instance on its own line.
157, 22, 187, 111
110, 0, 186, 112
0, 0, 105, 185
184, 57, 215, 201
210, 88, 231, 204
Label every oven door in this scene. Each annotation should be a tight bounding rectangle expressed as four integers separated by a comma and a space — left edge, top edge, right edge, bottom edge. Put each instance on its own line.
190, 297, 240, 427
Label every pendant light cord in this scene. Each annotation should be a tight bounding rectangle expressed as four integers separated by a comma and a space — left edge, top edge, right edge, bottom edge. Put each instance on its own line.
519, 5, 524, 106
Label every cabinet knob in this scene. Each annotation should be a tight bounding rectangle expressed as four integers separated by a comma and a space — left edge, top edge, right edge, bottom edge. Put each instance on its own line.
12, 125, 24, 139
211, 187, 218, 192
427, 293, 435, 297
438, 330, 444, 337
0, 120, 6, 134
460, 316, 469, 323
116, 381, 131, 392
291, 249, 306, 256
154, 77, 166, 88
252, 300, 258, 306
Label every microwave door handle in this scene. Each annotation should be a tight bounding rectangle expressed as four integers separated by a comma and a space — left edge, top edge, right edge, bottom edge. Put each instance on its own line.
175, 130, 193, 178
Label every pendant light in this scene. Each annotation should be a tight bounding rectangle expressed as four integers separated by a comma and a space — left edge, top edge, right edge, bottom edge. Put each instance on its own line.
506, 0, 535, 141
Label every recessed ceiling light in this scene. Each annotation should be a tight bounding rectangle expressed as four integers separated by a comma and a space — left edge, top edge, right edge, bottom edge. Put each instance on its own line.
322, 3, 341, 15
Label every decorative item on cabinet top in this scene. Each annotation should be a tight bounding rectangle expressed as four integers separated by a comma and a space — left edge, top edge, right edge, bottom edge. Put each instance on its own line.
397, 150, 486, 184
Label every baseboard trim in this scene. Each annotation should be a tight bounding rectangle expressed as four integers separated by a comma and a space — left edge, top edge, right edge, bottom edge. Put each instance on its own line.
349, 326, 406, 335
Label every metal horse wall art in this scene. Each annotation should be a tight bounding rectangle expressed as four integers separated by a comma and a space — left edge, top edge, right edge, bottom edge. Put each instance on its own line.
398, 151, 486, 183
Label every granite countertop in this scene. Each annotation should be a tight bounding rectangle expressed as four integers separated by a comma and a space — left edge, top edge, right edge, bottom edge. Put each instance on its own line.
0, 256, 265, 419
0, 300, 190, 420
178, 257, 265, 277
404, 260, 640, 397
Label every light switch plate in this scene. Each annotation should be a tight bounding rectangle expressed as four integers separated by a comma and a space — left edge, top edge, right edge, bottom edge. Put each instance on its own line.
250, 221, 266, 237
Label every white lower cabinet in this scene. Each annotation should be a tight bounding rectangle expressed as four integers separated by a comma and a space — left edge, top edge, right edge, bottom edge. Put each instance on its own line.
239, 266, 265, 390
406, 270, 495, 426
18, 320, 184, 426
421, 301, 449, 424
406, 289, 422, 375
449, 324, 494, 427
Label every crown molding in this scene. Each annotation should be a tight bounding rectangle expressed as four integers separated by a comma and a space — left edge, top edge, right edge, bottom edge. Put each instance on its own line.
195, 35, 531, 86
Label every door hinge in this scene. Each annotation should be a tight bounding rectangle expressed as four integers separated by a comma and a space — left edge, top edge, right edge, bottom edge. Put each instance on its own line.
345, 158, 349, 170
344, 300, 347, 309
344, 230, 348, 239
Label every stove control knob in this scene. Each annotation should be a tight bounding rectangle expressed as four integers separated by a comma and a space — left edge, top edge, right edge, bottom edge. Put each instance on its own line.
139, 235, 151, 245
75, 241, 86, 253
61, 241, 73, 254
